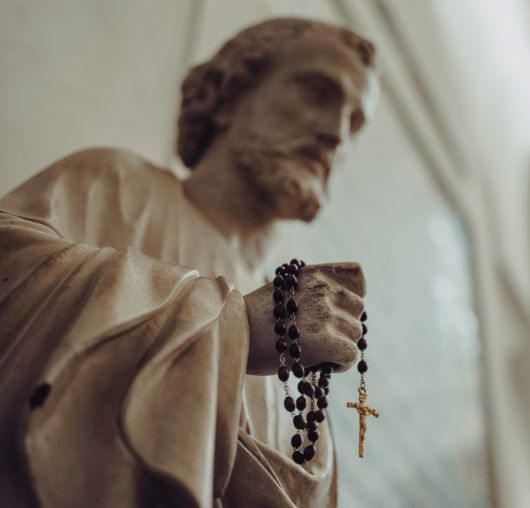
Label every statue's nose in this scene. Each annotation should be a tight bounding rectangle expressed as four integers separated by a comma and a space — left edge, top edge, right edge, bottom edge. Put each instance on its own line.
314, 105, 350, 149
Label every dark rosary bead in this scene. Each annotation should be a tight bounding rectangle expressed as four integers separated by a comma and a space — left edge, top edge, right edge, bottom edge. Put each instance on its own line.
296, 395, 307, 411
273, 259, 340, 458
274, 320, 286, 336
303, 382, 315, 398
297, 380, 307, 394
273, 275, 285, 289
308, 429, 320, 443
314, 386, 324, 399
288, 325, 300, 340
285, 274, 297, 289
317, 397, 329, 409
361, 311, 367, 322
292, 362, 305, 378
278, 366, 289, 382
275, 338, 287, 353
362, 323, 368, 335
291, 433, 302, 449
293, 451, 305, 465
315, 409, 326, 423
287, 263, 299, 275
306, 420, 318, 431
286, 299, 298, 314
357, 360, 368, 374
321, 364, 333, 375
289, 343, 301, 359
273, 304, 286, 319
357, 337, 367, 351
284, 396, 295, 412
273, 289, 284, 303
303, 445, 316, 461
293, 414, 306, 430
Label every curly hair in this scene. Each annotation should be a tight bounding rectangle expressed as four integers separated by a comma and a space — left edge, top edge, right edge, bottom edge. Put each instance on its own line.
177, 18, 375, 169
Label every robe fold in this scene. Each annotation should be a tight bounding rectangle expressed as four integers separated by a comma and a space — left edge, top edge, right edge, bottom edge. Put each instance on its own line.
0, 148, 337, 508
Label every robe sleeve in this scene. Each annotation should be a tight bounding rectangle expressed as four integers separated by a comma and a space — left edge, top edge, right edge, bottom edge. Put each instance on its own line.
0, 209, 249, 508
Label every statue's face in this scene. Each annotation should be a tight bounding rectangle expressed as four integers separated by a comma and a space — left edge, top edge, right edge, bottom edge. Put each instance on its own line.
224, 31, 379, 222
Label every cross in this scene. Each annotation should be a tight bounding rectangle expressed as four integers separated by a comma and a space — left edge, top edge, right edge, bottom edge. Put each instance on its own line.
346, 388, 379, 458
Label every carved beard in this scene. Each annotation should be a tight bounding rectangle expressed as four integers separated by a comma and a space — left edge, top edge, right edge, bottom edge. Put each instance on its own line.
231, 131, 327, 222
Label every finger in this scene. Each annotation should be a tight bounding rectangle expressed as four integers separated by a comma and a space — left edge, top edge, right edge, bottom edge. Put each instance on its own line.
311, 262, 366, 297
330, 313, 363, 343
325, 333, 358, 373
300, 323, 357, 372
291, 329, 361, 373
329, 288, 364, 318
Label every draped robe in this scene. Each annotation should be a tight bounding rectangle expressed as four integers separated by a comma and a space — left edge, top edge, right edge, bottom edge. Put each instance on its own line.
0, 148, 337, 508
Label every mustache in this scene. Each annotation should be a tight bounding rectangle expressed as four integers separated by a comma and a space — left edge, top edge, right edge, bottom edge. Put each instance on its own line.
258, 140, 331, 178
263, 137, 325, 155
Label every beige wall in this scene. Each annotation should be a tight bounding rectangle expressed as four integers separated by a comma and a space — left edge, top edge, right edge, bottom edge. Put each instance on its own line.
0, 0, 194, 194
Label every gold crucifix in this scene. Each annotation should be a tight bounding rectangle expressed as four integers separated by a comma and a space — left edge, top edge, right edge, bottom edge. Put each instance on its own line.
346, 388, 379, 458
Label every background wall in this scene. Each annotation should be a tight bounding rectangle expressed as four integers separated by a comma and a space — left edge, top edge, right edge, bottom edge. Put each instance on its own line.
0, 0, 194, 190
1, 1, 529, 507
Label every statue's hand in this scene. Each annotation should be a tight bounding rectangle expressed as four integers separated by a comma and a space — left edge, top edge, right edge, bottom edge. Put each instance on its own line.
244, 262, 366, 375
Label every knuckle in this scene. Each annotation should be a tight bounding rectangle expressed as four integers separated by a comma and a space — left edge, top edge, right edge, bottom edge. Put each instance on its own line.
334, 316, 363, 342
352, 292, 364, 304
306, 273, 328, 292
352, 320, 363, 340
354, 295, 365, 314
334, 287, 347, 299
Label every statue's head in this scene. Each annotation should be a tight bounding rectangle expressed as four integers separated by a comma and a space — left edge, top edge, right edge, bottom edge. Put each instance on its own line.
177, 18, 378, 222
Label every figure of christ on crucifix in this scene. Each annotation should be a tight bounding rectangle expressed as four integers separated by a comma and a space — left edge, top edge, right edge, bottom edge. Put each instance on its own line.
347, 388, 380, 458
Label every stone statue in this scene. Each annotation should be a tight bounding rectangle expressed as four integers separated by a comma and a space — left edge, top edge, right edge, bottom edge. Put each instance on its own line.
0, 18, 378, 508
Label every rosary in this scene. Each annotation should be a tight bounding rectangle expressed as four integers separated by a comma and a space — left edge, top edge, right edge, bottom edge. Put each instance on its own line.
273, 259, 379, 464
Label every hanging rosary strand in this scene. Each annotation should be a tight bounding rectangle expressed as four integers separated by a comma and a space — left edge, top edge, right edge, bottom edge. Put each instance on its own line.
273, 259, 332, 465
346, 311, 379, 458
274, 259, 379, 463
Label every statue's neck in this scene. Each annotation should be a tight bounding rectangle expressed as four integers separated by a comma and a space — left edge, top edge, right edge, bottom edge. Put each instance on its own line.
182, 162, 277, 272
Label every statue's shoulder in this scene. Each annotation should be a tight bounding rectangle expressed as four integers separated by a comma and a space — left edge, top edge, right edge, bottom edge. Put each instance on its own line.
0, 147, 183, 223
52, 147, 177, 186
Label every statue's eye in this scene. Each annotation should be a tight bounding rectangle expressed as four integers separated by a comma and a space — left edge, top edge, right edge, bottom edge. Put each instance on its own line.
294, 74, 337, 105
304, 83, 331, 104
